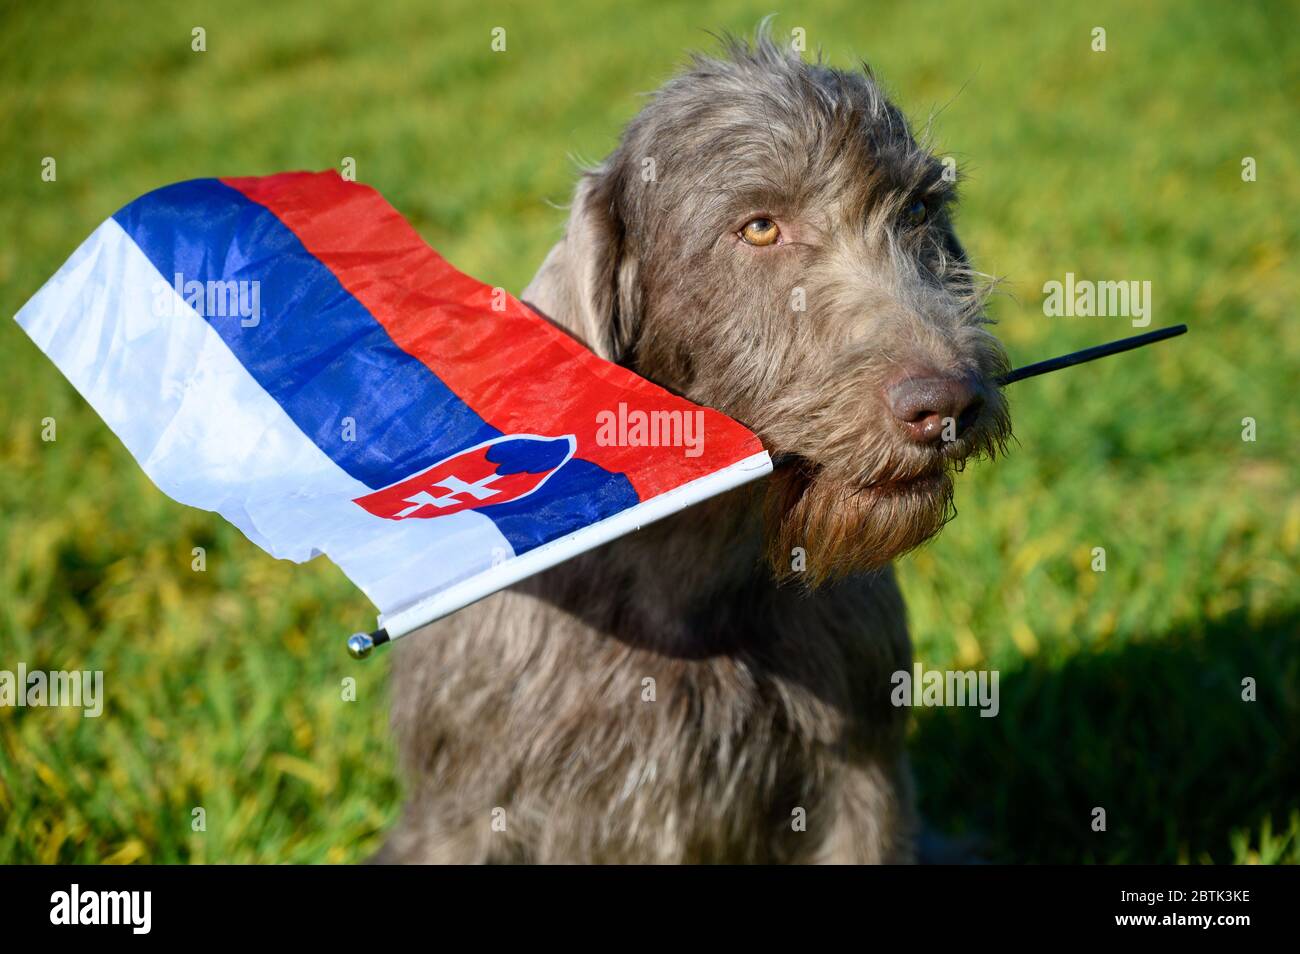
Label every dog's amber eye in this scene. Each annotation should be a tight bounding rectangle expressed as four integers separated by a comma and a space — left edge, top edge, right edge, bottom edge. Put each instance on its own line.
740, 218, 780, 246
904, 199, 928, 226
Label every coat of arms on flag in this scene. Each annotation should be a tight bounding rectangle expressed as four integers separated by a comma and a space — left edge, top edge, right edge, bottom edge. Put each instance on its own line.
354, 434, 578, 520
14, 172, 771, 652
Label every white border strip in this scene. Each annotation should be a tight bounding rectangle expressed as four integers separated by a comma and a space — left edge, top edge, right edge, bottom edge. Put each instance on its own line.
378, 449, 773, 639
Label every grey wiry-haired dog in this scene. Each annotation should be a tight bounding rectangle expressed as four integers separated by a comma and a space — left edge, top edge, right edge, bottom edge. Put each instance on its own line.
377, 30, 1010, 864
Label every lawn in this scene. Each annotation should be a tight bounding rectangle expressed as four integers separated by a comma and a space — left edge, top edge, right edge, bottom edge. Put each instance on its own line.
1, 0, 1296, 863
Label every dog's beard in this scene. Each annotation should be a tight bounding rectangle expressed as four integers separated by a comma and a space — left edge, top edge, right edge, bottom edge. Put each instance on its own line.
759, 377, 1010, 584
763, 463, 956, 584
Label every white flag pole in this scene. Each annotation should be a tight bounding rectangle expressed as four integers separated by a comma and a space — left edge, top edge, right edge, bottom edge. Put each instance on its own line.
347, 325, 1192, 658
347, 450, 773, 658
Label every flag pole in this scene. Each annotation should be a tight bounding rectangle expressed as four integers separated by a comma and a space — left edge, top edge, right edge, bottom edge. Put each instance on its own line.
343, 326, 1187, 659
344, 449, 773, 658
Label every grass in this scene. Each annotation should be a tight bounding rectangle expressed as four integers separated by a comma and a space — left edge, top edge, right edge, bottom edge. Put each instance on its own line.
1, 0, 1296, 863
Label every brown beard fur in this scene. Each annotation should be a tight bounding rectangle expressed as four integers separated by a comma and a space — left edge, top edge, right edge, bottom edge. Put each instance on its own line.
764, 462, 957, 585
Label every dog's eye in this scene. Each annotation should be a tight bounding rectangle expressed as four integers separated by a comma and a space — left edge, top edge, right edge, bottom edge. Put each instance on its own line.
904, 199, 928, 226
740, 218, 780, 246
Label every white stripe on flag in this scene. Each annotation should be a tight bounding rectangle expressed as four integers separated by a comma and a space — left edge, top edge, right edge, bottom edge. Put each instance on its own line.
14, 218, 515, 615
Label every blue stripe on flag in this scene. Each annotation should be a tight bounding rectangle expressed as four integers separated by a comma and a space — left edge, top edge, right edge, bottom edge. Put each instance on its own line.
116, 178, 496, 487
113, 178, 639, 554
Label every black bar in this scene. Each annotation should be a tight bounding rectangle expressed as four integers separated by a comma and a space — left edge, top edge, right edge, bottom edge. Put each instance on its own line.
0, 863, 1285, 938
1000, 324, 1187, 385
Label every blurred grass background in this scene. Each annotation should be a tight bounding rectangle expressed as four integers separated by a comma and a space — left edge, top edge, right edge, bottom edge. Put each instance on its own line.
1, 0, 1296, 863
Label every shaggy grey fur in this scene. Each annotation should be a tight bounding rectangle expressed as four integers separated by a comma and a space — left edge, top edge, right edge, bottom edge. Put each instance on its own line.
376, 28, 1010, 864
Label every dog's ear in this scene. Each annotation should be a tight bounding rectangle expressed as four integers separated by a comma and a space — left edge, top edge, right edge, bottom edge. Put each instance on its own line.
522, 163, 641, 364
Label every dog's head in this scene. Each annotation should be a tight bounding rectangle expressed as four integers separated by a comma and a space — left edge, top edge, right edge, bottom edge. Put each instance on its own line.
527, 29, 1011, 583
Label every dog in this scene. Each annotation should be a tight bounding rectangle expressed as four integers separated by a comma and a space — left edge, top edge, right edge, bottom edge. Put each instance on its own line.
375, 28, 1010, 864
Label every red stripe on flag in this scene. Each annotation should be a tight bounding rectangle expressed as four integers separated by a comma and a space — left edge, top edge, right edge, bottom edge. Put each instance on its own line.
221, 171, 764, 501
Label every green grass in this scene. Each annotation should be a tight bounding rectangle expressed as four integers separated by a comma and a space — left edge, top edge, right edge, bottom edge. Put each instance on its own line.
1, 0, 1296, 863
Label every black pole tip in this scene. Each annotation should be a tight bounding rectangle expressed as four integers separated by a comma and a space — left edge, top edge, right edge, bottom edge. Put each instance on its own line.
1000, 324, 1187, 386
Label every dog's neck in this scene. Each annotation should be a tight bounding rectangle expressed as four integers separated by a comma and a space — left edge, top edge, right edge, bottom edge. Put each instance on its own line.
515, 484, 774, 653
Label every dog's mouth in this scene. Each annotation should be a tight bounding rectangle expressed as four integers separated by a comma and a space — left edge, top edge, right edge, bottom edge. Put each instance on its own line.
861, 468, 950, 496
771, 452, 950, 498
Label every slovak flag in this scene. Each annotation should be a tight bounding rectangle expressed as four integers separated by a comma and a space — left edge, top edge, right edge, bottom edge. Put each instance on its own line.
14, 172, 770, 642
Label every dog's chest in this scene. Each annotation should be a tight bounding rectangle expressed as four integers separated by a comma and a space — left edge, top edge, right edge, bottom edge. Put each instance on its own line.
395, 572, 910, 862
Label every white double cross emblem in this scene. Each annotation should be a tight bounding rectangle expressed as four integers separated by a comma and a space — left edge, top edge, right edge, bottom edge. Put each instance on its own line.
395, 473, 503, 518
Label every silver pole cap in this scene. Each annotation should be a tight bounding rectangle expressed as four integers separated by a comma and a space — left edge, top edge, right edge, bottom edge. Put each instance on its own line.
346, 632, 375, 659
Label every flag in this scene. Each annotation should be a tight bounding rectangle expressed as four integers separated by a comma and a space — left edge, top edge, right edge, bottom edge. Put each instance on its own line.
14, 172, 771, 639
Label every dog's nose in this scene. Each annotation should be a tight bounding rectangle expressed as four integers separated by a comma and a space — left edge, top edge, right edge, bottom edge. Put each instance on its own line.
886, 374, 984, 444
